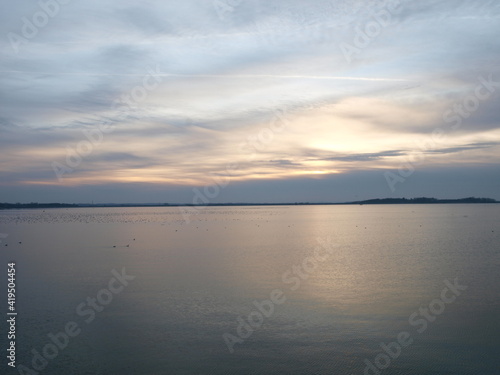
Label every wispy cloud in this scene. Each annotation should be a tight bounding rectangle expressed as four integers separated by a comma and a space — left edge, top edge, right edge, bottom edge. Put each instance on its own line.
1, 0, 499, 202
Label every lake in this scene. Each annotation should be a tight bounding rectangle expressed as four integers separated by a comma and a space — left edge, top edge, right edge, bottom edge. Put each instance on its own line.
0, 205, 499, 374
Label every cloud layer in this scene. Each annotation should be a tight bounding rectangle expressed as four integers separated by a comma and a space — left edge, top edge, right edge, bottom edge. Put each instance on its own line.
1, 0, 499, 202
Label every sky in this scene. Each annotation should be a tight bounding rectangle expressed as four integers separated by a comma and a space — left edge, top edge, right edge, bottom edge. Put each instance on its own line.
1, 0, 499, 204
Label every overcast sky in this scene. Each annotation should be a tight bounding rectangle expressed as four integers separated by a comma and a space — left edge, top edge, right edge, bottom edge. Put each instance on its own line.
1, 0, 499, 203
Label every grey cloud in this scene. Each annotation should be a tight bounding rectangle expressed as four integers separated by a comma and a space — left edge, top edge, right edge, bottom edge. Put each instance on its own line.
301, 142, 500, 165
267, 159, 300, 166
0, 126, 77, 148
427, 142, 500, 155
323, 150, 406, 162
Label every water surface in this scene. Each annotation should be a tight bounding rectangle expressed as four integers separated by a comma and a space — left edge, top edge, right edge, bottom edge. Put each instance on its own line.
0, 205, 498, 374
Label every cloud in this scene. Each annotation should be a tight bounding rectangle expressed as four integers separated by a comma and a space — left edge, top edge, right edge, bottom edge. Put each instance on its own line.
0, 0, 499, 201
322, 150, 406, 162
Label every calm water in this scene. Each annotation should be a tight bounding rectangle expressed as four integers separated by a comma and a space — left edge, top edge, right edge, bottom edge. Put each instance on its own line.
0, 205, 499, 374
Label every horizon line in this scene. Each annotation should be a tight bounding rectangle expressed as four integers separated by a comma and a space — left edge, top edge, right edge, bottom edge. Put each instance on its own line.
1, 197, 498, 208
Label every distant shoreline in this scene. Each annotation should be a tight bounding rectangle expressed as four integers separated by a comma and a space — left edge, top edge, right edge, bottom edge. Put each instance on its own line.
0, 197, 498, 210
